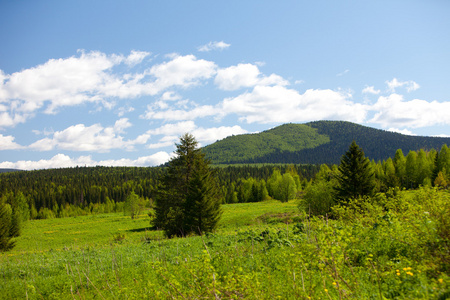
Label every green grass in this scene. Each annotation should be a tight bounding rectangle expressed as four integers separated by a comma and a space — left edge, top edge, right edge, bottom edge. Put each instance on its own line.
1, 191, 449, 299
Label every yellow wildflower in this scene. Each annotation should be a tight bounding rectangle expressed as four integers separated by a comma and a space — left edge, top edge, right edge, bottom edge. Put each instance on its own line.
438, 278, 443, 284
324, 288, 328, 293
406, 272, 413, 276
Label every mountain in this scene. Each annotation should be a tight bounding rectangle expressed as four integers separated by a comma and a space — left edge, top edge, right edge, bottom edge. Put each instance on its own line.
202, 121, 450, 165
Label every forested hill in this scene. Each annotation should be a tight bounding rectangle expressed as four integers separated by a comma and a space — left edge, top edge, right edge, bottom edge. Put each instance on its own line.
202, 121, 450, 165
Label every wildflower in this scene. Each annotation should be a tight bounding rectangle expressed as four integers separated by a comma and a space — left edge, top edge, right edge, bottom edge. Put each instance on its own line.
406, 272, 413, 276
438, 278, 443, 284
396, 272, 401, 276
324, 288, 328, 293
332, 282, 337, 286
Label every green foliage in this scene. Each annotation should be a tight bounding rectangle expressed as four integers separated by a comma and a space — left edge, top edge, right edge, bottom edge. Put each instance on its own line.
123, 191, 141, 219
154, 133, 222, 237
335, 141, 376, 202
300, 180, 336, 216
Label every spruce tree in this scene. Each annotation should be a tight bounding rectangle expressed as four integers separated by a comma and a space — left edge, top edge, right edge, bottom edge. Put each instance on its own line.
335, 141, 375, 203
153, 133, 222, 237
184, 160, 222, 235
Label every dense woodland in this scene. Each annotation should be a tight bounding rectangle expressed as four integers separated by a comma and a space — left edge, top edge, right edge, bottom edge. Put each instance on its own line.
1, 142, 449, 222
0, 164, 320, 219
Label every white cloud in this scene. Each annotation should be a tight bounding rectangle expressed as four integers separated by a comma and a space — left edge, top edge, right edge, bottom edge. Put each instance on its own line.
147, 121, 197, 136
28, 118, 141, 152
143, 104, 218, 121
0, 134, 23, 150
0, 152, 171, 170
145, 121, 248, 149
362, 86, 380, 94
0, 51, 217, 128
192, 125, 248, 145
124, 50, 151, 66
221, 85, 367, 124
214, 63, 288, 91
370, 94, 450, 128
386, 78, 420, 92
160, 91, 182, 101
387, 128, 416, 136
147, 54, 217, 92
117, 106, 135, 117
198, 41, 231, 52
433, 134, 450, 138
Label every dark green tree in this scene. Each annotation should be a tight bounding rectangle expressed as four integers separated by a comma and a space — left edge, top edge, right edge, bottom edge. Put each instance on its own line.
184, 160, 222, 235
0, 203, 18, 252
334, 141, 375, 202
153, 133, 222, 237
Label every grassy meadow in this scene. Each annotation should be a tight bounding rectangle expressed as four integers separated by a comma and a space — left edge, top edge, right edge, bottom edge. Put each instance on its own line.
1, 191, 449, 299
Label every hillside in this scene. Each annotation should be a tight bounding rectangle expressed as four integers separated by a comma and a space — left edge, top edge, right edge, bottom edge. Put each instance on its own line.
203, 121, 450, 164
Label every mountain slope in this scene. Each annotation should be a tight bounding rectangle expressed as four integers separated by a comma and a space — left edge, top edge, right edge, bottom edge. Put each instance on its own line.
203, 121, 450, 165
202, 123, 330, 164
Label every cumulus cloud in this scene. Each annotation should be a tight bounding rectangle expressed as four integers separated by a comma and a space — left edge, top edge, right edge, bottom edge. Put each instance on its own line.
147, 54, 217, 92
0, 152, 171, 170
0, 134, 23, 150
370, 94, 450, 128
28, 118, 143, 152
386, 78, 420, 93
362, 86, 380, 94
198, 41, 231, 52
221, 85, 368, 124
0, 51, 217, 127
214, 63, 288, 91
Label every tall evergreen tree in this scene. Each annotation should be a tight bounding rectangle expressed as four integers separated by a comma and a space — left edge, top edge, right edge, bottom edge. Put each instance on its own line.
153, 133, 222, 237
184, 160, 222, 235
335, 141, 375, 202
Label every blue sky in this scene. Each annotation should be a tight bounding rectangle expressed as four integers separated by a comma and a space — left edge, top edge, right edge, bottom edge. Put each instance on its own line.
1, 0, 450, 169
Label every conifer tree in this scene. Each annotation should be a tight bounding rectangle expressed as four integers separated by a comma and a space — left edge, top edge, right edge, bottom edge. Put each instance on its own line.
153, 133, 222, 237
0, 204, 16, 252
335, 141, 375, 202
184, 160, 222, 235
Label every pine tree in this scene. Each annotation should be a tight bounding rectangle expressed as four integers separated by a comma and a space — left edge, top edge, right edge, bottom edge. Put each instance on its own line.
153, 133, 222, 237
335, 141, 375, 202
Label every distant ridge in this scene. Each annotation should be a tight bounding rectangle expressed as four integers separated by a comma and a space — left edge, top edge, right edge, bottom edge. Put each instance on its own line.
0, 169, 22, 174
202, 121, 450, 165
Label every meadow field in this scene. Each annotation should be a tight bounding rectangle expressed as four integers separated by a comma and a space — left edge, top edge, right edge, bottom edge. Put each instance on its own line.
1, 190, 449, 299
